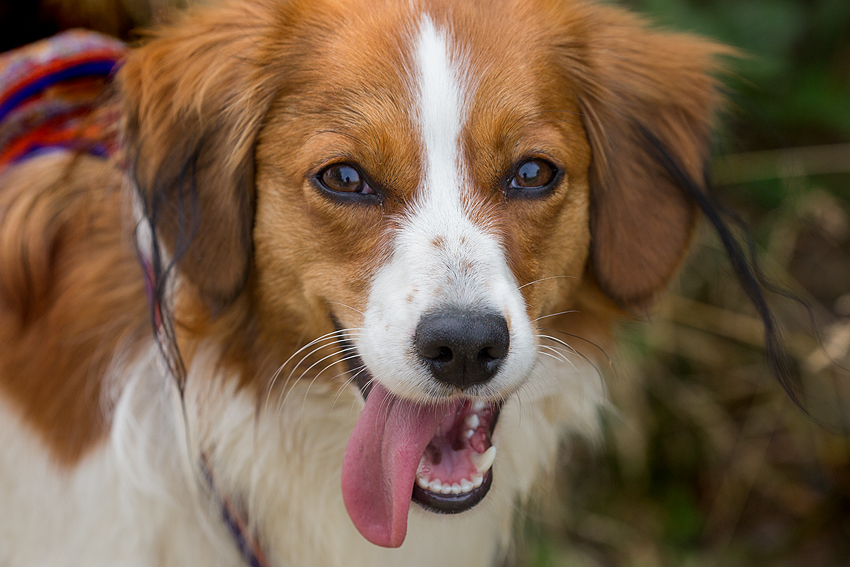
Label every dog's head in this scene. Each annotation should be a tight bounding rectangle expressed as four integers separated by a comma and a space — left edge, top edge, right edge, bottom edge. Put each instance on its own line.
119, 0, 725, 548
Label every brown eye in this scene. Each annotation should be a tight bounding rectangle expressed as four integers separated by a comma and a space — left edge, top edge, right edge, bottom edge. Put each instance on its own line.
511, 159, 556, 190
314, 163, 380, 204
320, 163, 367, 193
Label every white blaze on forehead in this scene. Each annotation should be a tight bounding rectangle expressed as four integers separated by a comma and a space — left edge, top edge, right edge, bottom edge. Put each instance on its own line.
404, 14, 488, 288
412, 15, 469, 203
356, 15, 537, 399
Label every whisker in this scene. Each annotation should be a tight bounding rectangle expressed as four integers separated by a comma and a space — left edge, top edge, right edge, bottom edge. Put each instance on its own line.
328, 302, 365, 316
299, 353, 364, 416
517, 275, 576, 290
538, 332, 608, 393
351, 375, 379, 417
539, 331, 605, 368
531, 310, 579, 324
537, 334, 581, 357
271, 331, 362, 407
277, 345, 358, 412
538, 345, 578, 370
332, 364, 368, 409
537, 349, 568, 363
539, 327, 612, 366
274, 340, 358, 408
263, 328, 361, 407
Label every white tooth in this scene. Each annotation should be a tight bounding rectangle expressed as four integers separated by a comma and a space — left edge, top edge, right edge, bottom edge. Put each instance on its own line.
472, 400, 486, 412
417, 456, 426, 472
440, 484, 453, 494
451, 483, 461, 494
429, 479, 442, 492
417, 476, 430, 489
460, 479, 473, 492
472, 446, 496, 474
465, 429, 474, 438
471, 473, 483, 488
464, 414, 480, 429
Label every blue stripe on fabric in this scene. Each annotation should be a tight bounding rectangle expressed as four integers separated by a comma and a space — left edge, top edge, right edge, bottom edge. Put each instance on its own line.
0, 59, 119, 123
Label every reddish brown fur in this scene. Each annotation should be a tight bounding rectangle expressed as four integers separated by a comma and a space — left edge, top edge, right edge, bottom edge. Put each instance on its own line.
0, 155, 149, 464
560, 5, 734, 309
117, 0, 282, 308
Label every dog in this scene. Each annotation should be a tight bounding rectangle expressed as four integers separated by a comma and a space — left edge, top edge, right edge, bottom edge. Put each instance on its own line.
0, 0, 728, 565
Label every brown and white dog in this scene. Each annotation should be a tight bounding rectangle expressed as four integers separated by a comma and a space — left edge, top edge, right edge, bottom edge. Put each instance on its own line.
0, 0, 726, 565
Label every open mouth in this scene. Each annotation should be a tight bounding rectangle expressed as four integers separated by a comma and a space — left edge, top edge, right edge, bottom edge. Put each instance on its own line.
411, 398, 499, 513
339, 331, 502, 548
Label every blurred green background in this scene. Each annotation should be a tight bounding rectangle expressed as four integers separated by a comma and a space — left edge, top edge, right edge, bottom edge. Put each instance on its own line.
521, 1, 850, 566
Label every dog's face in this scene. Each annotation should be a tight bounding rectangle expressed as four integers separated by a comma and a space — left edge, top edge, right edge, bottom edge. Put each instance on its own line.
119, 0, 724, 549
252, 8, 595, 544
253, 7, 594, 389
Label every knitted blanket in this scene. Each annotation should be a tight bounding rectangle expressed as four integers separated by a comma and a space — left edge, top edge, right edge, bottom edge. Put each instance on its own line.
0, 30, 126, 169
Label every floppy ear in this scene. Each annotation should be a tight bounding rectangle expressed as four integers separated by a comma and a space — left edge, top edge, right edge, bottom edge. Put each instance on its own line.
564, 6, 729, 310
117, 1, 277, 309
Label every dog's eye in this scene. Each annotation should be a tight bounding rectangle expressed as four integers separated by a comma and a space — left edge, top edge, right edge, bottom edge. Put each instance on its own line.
319, 163, 375, 195
510, 159, 557, 191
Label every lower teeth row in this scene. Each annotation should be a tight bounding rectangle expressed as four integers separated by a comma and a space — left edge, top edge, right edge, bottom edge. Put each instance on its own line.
416, 473, 484, 494
415, 446, 497, 495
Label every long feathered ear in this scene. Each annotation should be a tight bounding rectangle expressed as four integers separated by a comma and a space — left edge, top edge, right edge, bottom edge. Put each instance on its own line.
562, 5, 731, 310
116, 0, 278, 309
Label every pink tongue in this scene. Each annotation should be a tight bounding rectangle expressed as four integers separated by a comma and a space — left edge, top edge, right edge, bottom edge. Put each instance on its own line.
341, 383, 449, 548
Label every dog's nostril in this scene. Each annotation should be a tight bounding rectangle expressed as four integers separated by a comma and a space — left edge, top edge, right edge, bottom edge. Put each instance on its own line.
414, 309, 510, 390
478, 347, 498, 363
435, 347, 454, 363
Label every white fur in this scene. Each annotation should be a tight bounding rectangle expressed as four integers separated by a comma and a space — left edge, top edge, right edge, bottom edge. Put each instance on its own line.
0, 343, 242, 567
1, 336, 603, 567
358, 15, 537, 401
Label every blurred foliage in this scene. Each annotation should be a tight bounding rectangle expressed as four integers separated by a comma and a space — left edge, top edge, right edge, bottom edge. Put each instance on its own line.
520, 1, 850, 566
634, 0, 850, 147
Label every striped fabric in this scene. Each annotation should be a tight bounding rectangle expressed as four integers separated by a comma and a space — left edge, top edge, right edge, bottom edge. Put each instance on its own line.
0, 30, 126, 169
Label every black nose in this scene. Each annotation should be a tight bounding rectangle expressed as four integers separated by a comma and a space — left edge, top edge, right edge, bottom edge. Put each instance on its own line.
414, 309, 510, 390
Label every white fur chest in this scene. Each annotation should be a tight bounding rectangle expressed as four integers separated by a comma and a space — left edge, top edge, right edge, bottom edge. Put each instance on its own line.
0, 343, 602, 567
